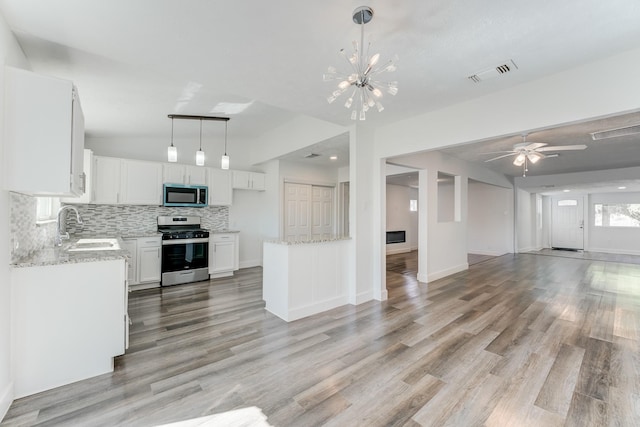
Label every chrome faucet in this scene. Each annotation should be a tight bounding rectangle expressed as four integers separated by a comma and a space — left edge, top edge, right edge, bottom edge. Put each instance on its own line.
55, 205, 84, 247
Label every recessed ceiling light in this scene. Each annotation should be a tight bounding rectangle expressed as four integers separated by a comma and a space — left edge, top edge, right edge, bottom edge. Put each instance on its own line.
329, 155, 338, 160
618, 186, 627, 190
563, 189, 571, 192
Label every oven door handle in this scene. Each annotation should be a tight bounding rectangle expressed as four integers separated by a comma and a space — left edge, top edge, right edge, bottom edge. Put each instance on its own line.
162, 238, 209, 245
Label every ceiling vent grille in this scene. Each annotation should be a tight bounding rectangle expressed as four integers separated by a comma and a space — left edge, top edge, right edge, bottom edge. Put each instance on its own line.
590, 124, 640, 140
304, 153, 321, 158
468, 60, 518, 83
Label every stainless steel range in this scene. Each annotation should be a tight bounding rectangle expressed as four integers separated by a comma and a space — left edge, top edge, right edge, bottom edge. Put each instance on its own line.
157, 216, 209, 286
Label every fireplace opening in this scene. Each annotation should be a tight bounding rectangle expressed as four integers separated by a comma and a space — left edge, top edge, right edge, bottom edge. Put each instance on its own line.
386, 230, 406, 244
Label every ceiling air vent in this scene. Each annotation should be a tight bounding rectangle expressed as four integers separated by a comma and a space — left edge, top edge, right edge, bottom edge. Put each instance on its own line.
468, 60, 518, 83
304, 153, 321, 158
590, 124, 640, 140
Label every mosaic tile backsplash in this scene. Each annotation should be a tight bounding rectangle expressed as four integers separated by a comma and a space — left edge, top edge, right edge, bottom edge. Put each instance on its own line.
64, 204, 229, 236
10, 192, 57, 261
10, 191, 229, 262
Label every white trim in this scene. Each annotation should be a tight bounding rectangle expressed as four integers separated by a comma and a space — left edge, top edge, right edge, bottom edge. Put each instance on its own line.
0, 381, 13, 422
239, 259, 262, 269
517, 246, 537, 253
426, 263, 469, 282
354, 290, 374, 305
267, 295, 349, 322
586, 247, 640, 256
467, 249, 508, 257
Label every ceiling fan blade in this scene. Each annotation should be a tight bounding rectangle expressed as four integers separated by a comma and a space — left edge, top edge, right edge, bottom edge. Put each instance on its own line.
484, 153, 517, 162
524, 142, 547, 150
537, 144, 587, 152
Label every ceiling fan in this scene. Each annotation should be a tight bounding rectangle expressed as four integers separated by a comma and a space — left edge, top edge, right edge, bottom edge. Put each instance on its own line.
484, 134, 587, 176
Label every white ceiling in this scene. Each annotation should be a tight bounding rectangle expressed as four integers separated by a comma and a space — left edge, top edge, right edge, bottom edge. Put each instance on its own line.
1, 0, 640, 178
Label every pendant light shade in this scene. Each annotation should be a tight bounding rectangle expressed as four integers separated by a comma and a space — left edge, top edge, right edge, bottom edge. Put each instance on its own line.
168, 117, 177, 162
196, 119, 205, 166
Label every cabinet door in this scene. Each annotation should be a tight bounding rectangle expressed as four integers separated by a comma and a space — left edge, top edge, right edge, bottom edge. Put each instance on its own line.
211, 241, 235, 273
137, 246, 161, 283
251, 172, 266, 191
120, 239, 138, 285
209, 168, 232, 206
232, 170, 250, 190
120, 159, 162, 205
163, 164, 185, 184
4, 67, 81, 196
186, 166, 207, 185
61, 149, 92, 204
92, 156, 121, 204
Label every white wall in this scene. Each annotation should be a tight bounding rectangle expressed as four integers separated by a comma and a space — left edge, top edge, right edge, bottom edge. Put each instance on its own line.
516, 188, 536, 252
0, 11, 30, 420
588, 192, 640, 255
467, 180, 513, 256
385, 184, 418, 254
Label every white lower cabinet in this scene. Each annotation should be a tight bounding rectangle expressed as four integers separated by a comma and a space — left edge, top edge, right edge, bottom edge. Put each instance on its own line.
11, 259, 127, 398
123, 236, 161, 290
209, 233, 239, 278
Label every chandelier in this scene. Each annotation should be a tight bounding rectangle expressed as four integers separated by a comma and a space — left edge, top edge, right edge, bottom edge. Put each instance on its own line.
324, 6, 398, 121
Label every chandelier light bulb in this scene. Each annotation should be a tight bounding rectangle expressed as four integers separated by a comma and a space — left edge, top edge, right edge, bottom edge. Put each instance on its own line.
324, 6, 397, 121
221, 154, 229, 170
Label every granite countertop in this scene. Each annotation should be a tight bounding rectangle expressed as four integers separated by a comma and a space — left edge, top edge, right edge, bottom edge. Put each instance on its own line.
11, 237, 131, 268
210, 229, 240, 234
120, 232, 163, 239
264, 236, 351, 246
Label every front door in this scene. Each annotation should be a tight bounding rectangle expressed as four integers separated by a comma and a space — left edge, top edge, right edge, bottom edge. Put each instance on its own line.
551, 196, 584, 250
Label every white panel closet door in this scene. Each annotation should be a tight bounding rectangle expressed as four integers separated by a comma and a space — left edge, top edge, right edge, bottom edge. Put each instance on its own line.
312, 186, 334, 239
284, 183, 312, 242
551, 196, 584, 250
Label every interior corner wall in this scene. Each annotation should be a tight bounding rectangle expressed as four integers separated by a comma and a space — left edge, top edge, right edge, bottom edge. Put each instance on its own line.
467, 180, 513, 256
385, 184, 418, 254
0, 9, 30, 420
516, 188, 535, 252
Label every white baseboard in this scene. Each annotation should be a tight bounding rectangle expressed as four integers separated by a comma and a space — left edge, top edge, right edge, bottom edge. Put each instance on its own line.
517, 246, 536, 253
424, 263, 469, 283
0, 381, 13, 422
586, 247, 640, 256
468, 249, 507, 257
386, 247, 411, 255
353, 290, 374, 305
282, 295, 350, 322
239, 259, 262, 269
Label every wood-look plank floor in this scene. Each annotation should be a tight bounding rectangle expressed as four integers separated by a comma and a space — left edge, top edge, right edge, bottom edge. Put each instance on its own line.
3, 251, 640, 426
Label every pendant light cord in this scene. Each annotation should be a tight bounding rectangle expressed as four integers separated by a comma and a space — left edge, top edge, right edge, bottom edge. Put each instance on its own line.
224, 121, 228, 155
199, 119, 203, 150
170, 117, 174, 147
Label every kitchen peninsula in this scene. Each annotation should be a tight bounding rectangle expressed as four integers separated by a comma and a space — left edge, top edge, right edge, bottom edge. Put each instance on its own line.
262, 237, 351, 321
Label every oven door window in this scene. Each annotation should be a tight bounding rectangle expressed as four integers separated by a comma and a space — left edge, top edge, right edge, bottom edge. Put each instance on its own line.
162, 242, 208, 272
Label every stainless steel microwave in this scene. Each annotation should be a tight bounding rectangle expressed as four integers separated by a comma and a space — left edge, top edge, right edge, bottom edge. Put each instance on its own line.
163, 184, 208, 207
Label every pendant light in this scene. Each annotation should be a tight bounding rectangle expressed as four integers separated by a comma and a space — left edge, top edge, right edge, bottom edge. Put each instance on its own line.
167, 117, 177, 162
195, 118, 205, 166
221, 120, 230, 170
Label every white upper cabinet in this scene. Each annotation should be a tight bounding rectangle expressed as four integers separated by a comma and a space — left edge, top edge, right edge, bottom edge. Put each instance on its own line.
3, 66, 85, 196
120, 159, 162, 205
208, 168, 232, 206
61, 149, 93, 204
162, 164, 207, 186
92, 156, 121, 204
232, 170, 265, 191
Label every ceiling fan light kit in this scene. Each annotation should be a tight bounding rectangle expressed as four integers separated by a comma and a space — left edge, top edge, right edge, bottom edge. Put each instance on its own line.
484, 134, 587, 177
324, 6, 398, 121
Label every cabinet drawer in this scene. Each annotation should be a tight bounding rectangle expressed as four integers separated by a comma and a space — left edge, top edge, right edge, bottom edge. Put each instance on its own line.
138, 237, 161, 248
212, 234, 235, 242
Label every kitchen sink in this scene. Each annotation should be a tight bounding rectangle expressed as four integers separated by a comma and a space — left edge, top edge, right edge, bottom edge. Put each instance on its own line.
67, 238, 121, 252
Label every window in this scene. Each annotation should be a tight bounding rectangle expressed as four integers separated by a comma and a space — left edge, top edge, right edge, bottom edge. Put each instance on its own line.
594, 203, 640, 227
409, 199, 418, 212
36, 197, 60, 224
